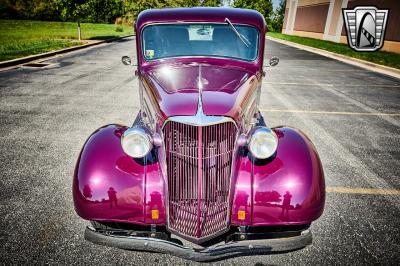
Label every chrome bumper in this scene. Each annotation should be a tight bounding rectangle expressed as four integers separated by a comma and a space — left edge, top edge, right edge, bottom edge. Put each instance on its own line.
85, 226, 312, 262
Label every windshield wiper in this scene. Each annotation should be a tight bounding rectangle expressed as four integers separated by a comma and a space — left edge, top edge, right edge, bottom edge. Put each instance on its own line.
224, 18, 250, 47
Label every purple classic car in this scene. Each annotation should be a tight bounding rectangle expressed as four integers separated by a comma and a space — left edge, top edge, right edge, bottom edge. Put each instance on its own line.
73, 7, 325, 261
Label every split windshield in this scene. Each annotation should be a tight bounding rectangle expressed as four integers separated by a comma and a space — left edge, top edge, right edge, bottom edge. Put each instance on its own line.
142, 23, 259, 61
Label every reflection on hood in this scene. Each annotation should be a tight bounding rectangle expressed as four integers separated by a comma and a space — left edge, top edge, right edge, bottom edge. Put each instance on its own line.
142, 63, 259, 120
148, 64, 250, 93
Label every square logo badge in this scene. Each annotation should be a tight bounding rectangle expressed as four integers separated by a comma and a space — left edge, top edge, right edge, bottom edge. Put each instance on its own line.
342, 6, 389, 52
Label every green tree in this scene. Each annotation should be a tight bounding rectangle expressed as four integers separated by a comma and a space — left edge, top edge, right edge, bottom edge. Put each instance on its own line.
270, 0, 285, 32
0, 0, 61, 20
0, 0, 222, 23
0, 0, 32, 19
233, 0, 273, 29
32, 0, 61, 21
200, 0, 221, 6
57, 0, 91, 40
123, 0, 221, 22
85, 0, 124, 23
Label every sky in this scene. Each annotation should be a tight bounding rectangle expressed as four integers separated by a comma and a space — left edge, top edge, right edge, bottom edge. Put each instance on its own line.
272, 0, 281, 10
223, 0, 283, 10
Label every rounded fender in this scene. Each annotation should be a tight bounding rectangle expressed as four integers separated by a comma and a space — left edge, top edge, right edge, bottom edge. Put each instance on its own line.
231, 126, 325, 225
72, 124, 166, 225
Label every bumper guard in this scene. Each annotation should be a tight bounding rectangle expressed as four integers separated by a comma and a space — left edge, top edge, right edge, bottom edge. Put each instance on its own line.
85, 226, 312, 262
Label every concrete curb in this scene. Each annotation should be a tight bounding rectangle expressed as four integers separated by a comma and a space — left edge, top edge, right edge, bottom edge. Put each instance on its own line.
0, 34, 135, 70
267, 36, 400, 80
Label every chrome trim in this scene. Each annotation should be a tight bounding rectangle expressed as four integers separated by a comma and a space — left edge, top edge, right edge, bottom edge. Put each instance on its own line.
85, 226, 313, 262
226, 127, 243, 229
161, 64, 238, 129
163, 120, 237, 242
155, 125, 169, 232
164, 99, 237, 128
161, 71, 240, 242
167, 226, 231, 245
166, 115, 236, 127
248, 126, 278, 159
121, 127, 153, 158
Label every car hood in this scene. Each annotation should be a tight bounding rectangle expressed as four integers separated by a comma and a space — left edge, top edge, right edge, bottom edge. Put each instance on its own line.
141, 63, 259, 122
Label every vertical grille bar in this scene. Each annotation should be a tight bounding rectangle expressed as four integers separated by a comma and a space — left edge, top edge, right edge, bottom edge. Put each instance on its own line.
164, 121, 236, 241
197, 126, 202, 238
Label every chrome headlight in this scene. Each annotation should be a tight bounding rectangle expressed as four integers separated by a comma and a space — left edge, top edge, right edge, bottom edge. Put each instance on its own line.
121, 127, 152, 158
248, 127, 278, 159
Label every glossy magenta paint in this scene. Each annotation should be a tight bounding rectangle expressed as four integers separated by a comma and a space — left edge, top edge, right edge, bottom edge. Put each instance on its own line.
142, 63, 259, 122
136, 8, 266, 124
230, 127, 325, 226
73, 8, 325, 235
73, 124, 166, 225
73, 125, 325, 227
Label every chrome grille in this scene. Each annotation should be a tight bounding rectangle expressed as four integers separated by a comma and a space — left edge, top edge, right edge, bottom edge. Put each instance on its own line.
163, 121, 236, 240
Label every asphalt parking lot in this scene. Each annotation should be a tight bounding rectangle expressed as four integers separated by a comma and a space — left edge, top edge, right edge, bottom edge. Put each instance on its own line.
0, 36, 399, 265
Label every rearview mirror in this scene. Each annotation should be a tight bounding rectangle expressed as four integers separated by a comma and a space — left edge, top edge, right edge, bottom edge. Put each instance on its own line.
269, 56, 279, 67
122, 56, 132, 66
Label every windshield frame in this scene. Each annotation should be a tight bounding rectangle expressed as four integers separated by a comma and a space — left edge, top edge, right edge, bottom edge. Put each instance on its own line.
140, 22, 260, 63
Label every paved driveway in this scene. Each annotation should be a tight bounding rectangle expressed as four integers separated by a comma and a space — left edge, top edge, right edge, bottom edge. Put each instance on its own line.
0, 37, 399, 265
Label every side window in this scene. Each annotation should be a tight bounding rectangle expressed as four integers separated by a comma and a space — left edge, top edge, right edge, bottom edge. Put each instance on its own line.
143, 27, 159, 59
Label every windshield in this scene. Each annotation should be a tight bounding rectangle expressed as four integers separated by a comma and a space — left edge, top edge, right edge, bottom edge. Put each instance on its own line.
142, 23, 259, 61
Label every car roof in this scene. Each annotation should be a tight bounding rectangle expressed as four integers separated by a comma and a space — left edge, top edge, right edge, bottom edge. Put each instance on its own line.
135, 7, 266, 33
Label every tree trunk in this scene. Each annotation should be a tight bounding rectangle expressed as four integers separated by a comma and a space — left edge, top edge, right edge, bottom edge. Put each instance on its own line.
77, 20, 81, 41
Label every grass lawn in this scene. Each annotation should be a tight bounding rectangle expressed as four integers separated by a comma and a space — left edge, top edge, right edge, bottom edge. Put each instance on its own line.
267, 32, 400, 70
0, 19, 134, 61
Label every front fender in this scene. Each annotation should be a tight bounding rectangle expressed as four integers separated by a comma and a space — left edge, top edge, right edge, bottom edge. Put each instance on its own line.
231, 127, 325, 225
72, 124, 166, 225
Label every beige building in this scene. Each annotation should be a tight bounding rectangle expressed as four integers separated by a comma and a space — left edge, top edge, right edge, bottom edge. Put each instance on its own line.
282, 0, 400, 53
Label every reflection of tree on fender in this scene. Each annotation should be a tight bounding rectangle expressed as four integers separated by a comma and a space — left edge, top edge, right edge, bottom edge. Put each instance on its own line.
83, 184, 92, 199
255, 190, 281, 204
149, 191, 162, 209
107, 187, 118, 208
280, 191, 292, 219
234, 191, 249, 215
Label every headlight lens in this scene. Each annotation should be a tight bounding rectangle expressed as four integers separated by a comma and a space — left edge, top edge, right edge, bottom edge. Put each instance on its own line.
121, 127, 152, 158
248, 127, 278, 159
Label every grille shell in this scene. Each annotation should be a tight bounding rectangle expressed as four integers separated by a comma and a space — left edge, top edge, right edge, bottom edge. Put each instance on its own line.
163, 121, 237, 241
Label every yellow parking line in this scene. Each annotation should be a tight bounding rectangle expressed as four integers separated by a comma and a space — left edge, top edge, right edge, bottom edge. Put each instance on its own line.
260, 109, 400, 117
325, 187, 400, 195
264, 82, 400, 88
265, 82, 333, 87
326, 186, 400, 195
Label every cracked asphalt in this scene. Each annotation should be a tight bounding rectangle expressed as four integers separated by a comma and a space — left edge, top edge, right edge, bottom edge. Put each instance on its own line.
0, 36, 399, 265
